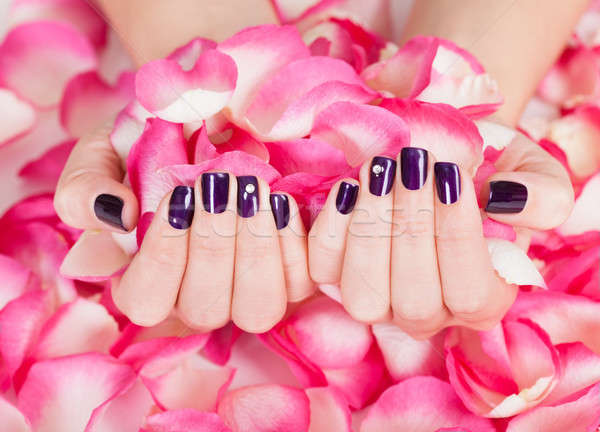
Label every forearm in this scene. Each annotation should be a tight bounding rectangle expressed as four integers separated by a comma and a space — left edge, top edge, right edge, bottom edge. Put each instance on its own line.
96, 0, 277, 66
401, 0, 590, 126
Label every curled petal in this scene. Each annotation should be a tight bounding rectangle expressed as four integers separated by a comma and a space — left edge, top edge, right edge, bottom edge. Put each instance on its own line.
360, 376, 495, 432
312, 101, 409, 166
110, 101, 154, 164
136, 50, 237, 123
559, 172, 600, 235
0, 87, 36, 147
486, 238, 546, 287
144, 410, 231, 432
217, 384, 310, 432
0, 21, 97, 107
18, 140, 75, 186
167, 37, 217, 69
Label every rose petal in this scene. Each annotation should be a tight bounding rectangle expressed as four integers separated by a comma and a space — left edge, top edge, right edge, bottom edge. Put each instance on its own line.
0, 254, 33, 310
306, 386, 351, 432
559, 172, 600, 235
0, 396, 31, 432
18, 140, 75, 186
360, 376, 495, 432
486, 238, 546, 287
266, 138, 350, 176
0, 21, 97, 107
482, 218, 517, 242
217, 384, 310, 432
144, 410, 231, 432
0, 87, 36, 147
167, 37, 217, 69
110, 101, 154, 164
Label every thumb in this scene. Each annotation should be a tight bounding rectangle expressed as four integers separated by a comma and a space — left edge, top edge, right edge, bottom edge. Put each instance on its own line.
54, 121, 139, 232
482, 133, 574, 230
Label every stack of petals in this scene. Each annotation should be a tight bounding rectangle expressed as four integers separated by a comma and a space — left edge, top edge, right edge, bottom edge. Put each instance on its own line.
0, 0, 599, 431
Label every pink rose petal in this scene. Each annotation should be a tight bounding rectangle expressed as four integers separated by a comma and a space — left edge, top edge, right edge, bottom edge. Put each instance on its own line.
144, 410, 232, 432
18, 139, 75, 186
110, 101, 154, 164
306, 386, 351, 432
167, 37, 217, 69
0, 87, 36, 147
266, 137, 350, 176
0, 21, 97, 107
0, 396, 31, 432
559, 172, 600, 235
0, 254, 34, 310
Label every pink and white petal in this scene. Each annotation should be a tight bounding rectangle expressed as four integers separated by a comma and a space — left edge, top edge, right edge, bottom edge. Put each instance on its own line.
518, 98, 561, 142
244, 56, 376, 140
213, 125, 270, 162
126, 118, 189, 215
85, 378, 154, 432
218, 25, 310, 121
360, 377, 495, 432
0, 254, 33, 309
559, 172, 600, 235
144, 410, 231, 432
287, 296, 372, 369
34, 298, 119, 360
167, 37, 217, 70
8, 0, 107, 47
0, 289, 52, 377
135, 50, 237, 123
306, 386, 352, 432
60, 230, 130, 282
486, 238, 546, 287
217, 384, 310, 432
61, 71, 135, 138
18, 353, 136, 432
0, 396, 31, 432
266, 138, 350, 176
18, 139, 75, 187
482, 218, 516, 242
381, 99, 483, 175
0, 87, 36, 147
303, 21, 355, 65
372, 323, 446, 382
110, 101, 154, 164
311, 101, 409, 166
0, 21, 97, 107
506, 383, 600, 432
202, 323, 242, 366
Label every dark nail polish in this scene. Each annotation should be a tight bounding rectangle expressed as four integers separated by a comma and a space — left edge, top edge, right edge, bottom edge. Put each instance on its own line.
168, 186, 195, 229
237, 176, 259, 218
485, 181, 528, 214
434, 162, 461, 205
401, 147, 428, 190
336, 182, 359, 215
202, 172, 229, 214
270, 194, 290, 230
369, 156, 396, 196
94, 194, 126, 230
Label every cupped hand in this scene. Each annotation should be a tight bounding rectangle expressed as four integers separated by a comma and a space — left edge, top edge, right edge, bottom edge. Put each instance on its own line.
55, 124, 314, 333
309, 132, 574, 339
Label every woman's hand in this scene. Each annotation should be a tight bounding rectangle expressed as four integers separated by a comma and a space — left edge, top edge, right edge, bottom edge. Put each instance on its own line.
55, 125, 314, 333
308, 132, 574, 339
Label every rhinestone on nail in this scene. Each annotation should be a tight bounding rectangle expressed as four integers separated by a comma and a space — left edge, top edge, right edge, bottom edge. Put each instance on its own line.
372, 164, 384, 175
245, 183, 256, 194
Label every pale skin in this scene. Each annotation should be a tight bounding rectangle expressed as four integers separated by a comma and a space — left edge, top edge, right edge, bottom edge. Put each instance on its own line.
55, 0, 582, 335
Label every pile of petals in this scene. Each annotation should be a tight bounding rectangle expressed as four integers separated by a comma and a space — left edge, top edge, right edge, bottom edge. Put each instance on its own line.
0, 0, 599, 431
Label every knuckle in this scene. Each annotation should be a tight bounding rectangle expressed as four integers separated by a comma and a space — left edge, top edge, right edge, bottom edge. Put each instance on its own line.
310, 235, 344, 259
233, 308, 285, 334
445, 293, 490, 318
179, 305, 230, 331
191, 235, 235, 259
342, 293, 389, 324
393, 302, 442, 324
395, 209, 434, 240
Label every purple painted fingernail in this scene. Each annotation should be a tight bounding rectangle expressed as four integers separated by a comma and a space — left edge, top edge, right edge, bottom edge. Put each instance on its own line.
270, 194, 290, 230
485, 181, 528, 214
336, 182, 359, 215
168, 186, 195, 229
237, 176, 259, 218
401, 147, 428, 190
94, 194, 126, 231
369, 156, 396, 196
434, 162, 461, 205
202, 172, 229, 214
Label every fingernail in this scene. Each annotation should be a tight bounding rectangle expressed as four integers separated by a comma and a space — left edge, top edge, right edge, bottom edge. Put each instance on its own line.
485, 181, 528, 214
434, 162, 461, 205
237, 176, 259, 218
336, 182, 359, 215
270, 194, 290, 230
168, 186, 195, 229
94, 194, 126, 231
202, 172, 229, 214
370, 156, 396, 196
401, 147, 428, 190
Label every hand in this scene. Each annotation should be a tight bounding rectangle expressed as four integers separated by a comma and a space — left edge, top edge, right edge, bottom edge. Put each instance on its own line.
55, 125, 314, 333
308, 132, 574, 339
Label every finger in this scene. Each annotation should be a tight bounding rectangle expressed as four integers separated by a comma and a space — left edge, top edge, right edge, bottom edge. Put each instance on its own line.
391, 148, 450, 334
435, 162, 519, 325
308, 179, 359, 284
482, 133, 574, 230
113, 186, 193, 326
341, 156, 396, 323
232, 176, 286, 333
270, 192, 315, 303
177, 172, 237, 330
55, 122, 139, 232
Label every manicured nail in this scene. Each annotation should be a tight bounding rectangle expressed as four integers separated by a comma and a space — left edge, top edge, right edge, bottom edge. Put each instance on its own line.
370, 156, 396, 196
434, 162, 461, 205
237, 176, 259, 218
202, 172, 229, 214
94, 194, 126, 231
401, 147, 428, 190
168, 186, 195, 229
485, 181, 528, 214
336, 182, 359, 215
270, 194, 290, 230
